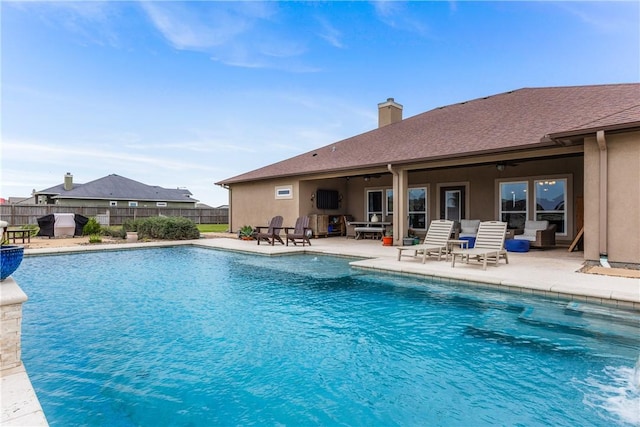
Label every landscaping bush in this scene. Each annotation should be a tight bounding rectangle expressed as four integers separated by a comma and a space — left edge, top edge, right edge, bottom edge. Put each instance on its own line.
134, 217, 200, 240
21, 224, 40, 237
89, 235, 102, 244
122, 219, 139, 232
101, 227, 127, 239
83, 217, 102, 236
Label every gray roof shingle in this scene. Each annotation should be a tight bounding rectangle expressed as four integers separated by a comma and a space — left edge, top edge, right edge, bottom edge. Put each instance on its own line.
217, 83, 640, 185
37, 174, 197, 203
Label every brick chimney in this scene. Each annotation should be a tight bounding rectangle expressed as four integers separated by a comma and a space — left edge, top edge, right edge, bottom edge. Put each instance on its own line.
63, 172, 73, 191
378, 98, 403, 127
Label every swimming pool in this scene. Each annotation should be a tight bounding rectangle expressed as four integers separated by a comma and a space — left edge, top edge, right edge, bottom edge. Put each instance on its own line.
15, 247, 640, 426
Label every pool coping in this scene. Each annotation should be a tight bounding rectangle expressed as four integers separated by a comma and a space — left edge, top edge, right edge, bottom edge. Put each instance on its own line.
4, 237, 639, 425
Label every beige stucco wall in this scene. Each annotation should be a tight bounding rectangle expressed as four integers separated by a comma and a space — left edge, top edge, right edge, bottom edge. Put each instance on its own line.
230, 178, 354, 231
229, 180, 301, 231
584, 131, 640, 264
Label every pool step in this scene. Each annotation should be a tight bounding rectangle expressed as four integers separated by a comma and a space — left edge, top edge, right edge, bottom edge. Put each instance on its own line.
467, 306, 640, 359
520, 305, 640, 347
565, 302, 640, 327
467, 309, 592, 354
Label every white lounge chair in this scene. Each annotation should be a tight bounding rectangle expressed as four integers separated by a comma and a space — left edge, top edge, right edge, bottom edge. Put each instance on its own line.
451, 221, 509, 270
397, 219, 454, 263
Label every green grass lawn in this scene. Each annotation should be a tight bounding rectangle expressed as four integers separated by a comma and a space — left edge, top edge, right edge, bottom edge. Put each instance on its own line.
196, 224, 229, 233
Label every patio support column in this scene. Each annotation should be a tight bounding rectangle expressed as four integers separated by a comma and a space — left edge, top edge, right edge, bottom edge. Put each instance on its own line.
596, 130, 608, 258
388, 164, 408, 245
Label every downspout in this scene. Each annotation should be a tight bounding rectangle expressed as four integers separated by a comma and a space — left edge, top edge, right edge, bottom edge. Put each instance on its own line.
596, 130, 610, 268
216, 183, 232, 233
387, 164, 399, 244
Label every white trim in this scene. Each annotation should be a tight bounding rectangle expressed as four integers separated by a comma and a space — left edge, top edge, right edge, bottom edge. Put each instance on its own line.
275, 185, 293, 199
156, 202, 167, 207
109, 201, 118, 207
128, 201, 138, 207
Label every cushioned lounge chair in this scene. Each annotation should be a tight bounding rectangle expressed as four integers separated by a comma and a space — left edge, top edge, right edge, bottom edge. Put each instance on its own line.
513, 220, 556, 248
397, 219, 454, 263
285, 216, 312, 246
457, 219, 480, 238
256, 216, 284, 246
451, 221, 508, 270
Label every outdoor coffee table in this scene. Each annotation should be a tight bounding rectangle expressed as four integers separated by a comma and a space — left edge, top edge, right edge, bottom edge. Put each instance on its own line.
5, 229, 31, 244
446, 239, 469, 261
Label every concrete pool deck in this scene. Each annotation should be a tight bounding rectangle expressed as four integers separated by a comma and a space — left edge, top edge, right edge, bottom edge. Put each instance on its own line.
3, 235, 639, 425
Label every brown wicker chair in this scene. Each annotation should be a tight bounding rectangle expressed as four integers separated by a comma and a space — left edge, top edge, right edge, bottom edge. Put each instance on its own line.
513, 220, 556, 248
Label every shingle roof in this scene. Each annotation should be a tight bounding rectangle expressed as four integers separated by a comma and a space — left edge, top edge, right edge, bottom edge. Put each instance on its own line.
217, 83, 640, 185
37, 174, 197, 203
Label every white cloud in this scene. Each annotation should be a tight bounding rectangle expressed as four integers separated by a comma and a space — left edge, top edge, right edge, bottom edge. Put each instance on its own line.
372, 1, 429, 36
141, 1, 258, 50
140, 1, 311, 70
555, 2, 639, 34
317, 17, 345, 49
12, 1, 124, 48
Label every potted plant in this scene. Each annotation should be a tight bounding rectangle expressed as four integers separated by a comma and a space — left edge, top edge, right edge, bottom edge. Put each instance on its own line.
382, 229, 393, 246
239, 225, 254, 240
1, 221, 24, 282
404, 228, 419, 245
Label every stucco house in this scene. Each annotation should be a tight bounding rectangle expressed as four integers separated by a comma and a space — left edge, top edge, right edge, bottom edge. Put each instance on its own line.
35, 173, 198, 208
216, 83, 640, 265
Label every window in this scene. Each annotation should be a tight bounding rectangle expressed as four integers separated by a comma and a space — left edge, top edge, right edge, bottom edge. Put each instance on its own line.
275, 185, 292, 200
156, 202, 167, 207
386, 189, 393, 216
499, 181, 528, 229
535, 179, 566, 235
367, 190, 383, 221
110, 201, 118, 207
128, 201, 138, 207
408, 187, 427, 230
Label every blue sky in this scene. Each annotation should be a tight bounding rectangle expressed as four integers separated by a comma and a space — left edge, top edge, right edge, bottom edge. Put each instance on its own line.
2, 1, 638, 207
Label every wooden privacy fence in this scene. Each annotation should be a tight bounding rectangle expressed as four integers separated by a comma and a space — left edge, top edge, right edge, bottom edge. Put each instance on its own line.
0, 205, 228, 226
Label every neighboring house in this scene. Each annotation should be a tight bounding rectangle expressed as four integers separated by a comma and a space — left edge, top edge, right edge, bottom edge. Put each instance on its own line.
35, 173, 198, 208
216, 83, 640, 265
7, 196, 35, 205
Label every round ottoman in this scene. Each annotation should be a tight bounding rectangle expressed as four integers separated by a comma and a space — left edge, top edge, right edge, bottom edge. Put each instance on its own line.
459, 236, 476, 248
505, 239, 530, 252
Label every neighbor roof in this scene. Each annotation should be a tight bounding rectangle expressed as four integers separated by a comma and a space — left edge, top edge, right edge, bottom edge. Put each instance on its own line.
217, 83, 640, 185
37, 174, 198, 203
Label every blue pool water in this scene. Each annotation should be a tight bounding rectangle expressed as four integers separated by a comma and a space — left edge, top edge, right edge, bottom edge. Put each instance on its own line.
15, 247, 640, 426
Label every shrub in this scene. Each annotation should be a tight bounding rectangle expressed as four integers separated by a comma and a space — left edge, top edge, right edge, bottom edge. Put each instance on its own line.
83, 217, 102, 236
239, 225, 254, 238
134, 216, 200, 240
122, 219, 141, 233
21, 224, 40, 237
101, 227, 126, 239
88, 235, 102, 244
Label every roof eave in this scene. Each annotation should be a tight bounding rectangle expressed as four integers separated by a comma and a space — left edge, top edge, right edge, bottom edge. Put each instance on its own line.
216, 140, 561, 185
542, 121, 640, 144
